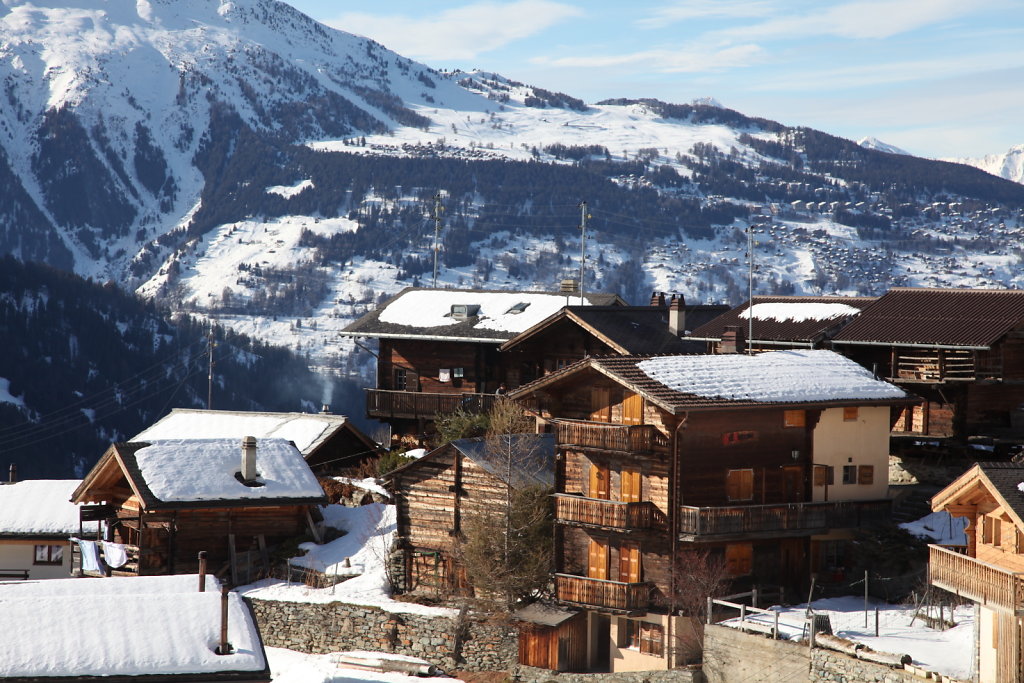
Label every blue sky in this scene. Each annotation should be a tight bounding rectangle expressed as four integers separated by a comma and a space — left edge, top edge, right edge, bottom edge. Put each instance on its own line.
284, 0, 1024, 159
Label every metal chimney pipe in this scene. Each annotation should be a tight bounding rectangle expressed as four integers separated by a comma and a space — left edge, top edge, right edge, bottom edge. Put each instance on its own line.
8, 463, 16, 483
198, 551, 207, 592
217, 585, 233, 655
321, 403, 331, 414
241, 436, 257, 482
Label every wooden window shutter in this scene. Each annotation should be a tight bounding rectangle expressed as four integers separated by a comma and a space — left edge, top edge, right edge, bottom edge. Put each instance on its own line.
725, 543, 753, 576
857, 465, 874, 485
589, 463, 610, 500
407, 373, 419, 392
783, 410, 805, 428
618, 543, 640, 583
621, 468, 641, 503
813, 465, 828, 487
588, 540, 608, 580
727, 469, 754, 501
590, 387, 612, 422
843, 406, 859, 422
622, 392, 643, 425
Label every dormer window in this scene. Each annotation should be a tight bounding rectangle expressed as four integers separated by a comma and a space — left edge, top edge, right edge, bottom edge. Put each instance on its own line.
450, 304, 480, 319
506, 302, 530, 314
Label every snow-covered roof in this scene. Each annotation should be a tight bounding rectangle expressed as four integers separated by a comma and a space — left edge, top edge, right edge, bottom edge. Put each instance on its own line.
129, 438, 325, 505
0, 480, 97, 537
341, 287, 623, 342
133, 409, 370, 457
0, 574, 268, 680
739, 302, 863, 323
636, 350, 908, 404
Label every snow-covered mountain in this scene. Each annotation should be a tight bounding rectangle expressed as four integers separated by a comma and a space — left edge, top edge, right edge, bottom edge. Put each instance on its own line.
953, 144, 1024, 184
3, 0, 1024, 380
857, 137, 909, 156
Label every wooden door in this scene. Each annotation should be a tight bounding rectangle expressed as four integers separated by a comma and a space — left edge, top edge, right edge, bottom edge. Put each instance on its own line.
618, 543, 640, 583
782, 465, 803, 502
588, 539, 608, 580
620, 467, 641, 503
590, 387, 611, 422
622, 392, 643, 425
589, 463, 610, 500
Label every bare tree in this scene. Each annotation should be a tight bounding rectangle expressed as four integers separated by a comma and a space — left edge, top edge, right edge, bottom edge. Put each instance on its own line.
669, 549, 730, 665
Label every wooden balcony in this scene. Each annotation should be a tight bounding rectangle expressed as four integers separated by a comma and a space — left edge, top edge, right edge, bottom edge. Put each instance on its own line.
893, 349, 980, 383
366, 389, 497, 420
554, 494, 667, 531
677, 499, 892, 541
929, 544, 1024, 613
555, 420, 668, 454
554, 573, 651, 613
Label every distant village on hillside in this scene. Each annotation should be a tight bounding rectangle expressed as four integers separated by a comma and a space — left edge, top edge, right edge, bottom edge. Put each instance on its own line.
4, 283, 1024, 682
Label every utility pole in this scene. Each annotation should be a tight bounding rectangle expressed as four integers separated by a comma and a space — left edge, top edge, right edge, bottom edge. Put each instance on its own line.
747, 223, 754, 355
578, 200, 589, 304
207, 329, 216, 410
432, 193, 443, 287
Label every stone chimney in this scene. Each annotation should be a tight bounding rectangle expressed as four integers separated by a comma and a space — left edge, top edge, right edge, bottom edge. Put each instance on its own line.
720, 325, 746, 354
650, 291, 666, 307
241, 436, 258, 482
668, 294, 685, 336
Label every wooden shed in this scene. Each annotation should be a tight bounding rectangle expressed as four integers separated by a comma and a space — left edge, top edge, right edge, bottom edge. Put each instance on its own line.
70, 437, 326, 582
386, 433, 554, 595
514, 603, 587, 672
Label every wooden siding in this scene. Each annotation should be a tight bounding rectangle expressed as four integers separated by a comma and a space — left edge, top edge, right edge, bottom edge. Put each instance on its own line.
380, 339, 501, 395
518, 614, 587, 672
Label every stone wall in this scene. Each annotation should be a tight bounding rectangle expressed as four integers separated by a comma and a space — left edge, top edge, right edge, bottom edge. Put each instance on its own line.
810, 649, 927, 683
514, 665, 703, 683
247, 598, 518, 671
703, 624, 810, 683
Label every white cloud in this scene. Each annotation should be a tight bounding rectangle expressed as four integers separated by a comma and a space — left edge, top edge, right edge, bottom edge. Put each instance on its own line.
534, 43, 763, 73
712, 0, 990, 42
325, 1, 582, 61
636, 0, 775, 29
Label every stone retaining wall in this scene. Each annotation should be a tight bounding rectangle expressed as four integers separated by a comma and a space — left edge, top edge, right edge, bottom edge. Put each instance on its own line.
246, 598, 518, 671
514, 665, 703, 683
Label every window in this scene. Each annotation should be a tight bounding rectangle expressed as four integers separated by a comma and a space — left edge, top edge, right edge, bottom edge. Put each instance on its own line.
843, 406, 859, 422
34, 544, 63, 565
725, 543, 753, 576
857, 465, 874, 485
726, 469, 754, 501
393, 367, 408, 391
783, 410, 806, 427
842, 465, 857, 485
619, 620, 664, 657
813, 465, 834, 487
452, 367, 464, 378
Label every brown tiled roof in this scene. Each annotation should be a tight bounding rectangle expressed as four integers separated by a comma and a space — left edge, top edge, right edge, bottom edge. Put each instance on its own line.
502, 304, 729, 354
831, 288, 1024, 348
977, 462, 1024, 521
689, 296, 875, 344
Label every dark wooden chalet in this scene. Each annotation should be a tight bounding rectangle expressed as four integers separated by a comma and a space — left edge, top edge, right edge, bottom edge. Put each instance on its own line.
498, 294, 728, 386
386, 433, 554, 595
70, 437, 326, 582
509, 350, 914, 673
133, 408, 381, 475
830, 287, 1024, 441
688, 295, 875, 353
339, 287, 622, 441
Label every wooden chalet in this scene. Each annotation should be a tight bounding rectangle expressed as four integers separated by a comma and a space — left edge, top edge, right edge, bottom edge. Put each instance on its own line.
0, 478, 97, 580
688, 295, 875, 353
0, 574, 271, 682
498, 294, 728, 386
339, 287, 622, 441
929, 462, 1024, 682
386, 433, 554, 595
70, 437, 326, 582
509, 350, 914, 673
133, 408, 381, 475
831, 288, 1024, 441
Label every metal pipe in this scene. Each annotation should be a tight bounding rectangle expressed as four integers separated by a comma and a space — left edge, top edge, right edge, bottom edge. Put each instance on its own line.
217, 585, 233, 655
198, 551, 207, 592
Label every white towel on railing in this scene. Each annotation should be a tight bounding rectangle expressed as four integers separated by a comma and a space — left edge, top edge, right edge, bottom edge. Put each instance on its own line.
73, 538, 102, 573
101, 541, 128, 568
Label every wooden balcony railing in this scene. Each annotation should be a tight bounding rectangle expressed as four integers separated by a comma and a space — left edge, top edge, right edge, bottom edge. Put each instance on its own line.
677, 499, 892, 540
366, 389, 497, 420
554, 420, 668, 454
929, 544, 1024, 612
554, 494, 667, 530
893, 349, 979, 383
554, 573, 651, 612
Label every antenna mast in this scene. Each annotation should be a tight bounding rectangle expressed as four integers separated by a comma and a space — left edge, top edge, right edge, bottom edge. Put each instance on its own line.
207, 328, 216, 409
432, 193, 443, 287
747, 223, 754, 355
579, 200, 589, 304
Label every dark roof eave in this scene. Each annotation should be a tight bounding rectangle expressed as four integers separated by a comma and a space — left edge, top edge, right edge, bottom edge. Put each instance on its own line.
338, 330, 507, 343
663, 395, 919, 415
141, 495, 328, 511
831, 339, 992, 351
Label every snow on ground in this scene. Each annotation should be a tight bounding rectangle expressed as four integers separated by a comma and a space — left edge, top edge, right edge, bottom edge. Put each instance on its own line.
267, 648, 462, 683
333, 476, 390, 498
238, 503, 455, 617
267, 179, 314, 198
723, 596, 974, 680
0, 377, 25, 407
900, 510, 968, 546
638, 350, 907, 403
